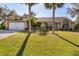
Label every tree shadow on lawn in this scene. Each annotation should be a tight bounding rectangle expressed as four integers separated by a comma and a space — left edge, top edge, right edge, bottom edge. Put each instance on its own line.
54, 33, 79, 48
16, 32, 31, 56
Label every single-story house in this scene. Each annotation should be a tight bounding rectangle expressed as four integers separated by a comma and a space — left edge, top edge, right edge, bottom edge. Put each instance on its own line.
5, 16, 75, 31
37, 17, 75, 30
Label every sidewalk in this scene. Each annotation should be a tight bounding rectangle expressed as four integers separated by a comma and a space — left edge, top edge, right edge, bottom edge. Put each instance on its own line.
0, 32, 16, 40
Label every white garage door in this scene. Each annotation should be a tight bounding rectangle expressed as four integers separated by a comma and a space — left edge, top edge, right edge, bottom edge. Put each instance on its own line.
9, 22, 25, 31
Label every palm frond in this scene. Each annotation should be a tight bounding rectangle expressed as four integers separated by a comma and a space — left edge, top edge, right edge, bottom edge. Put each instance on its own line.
25, 3, 37, 7
44, 3, 52, 9
56, 3, 64, 8
44, 3, 64, 9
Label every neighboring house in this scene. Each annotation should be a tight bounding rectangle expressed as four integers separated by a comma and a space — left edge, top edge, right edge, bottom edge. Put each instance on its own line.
5, 16, 75, 31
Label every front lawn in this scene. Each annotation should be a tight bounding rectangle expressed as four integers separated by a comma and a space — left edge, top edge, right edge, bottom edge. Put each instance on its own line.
0, 31, 79, 56
0, 32, 26, 56
23, 32, 79, 56
55, 31, 79, 45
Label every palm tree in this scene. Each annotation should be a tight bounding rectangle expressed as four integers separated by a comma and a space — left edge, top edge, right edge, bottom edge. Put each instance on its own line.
44, 3, 64, 34
25, 3, 37, 33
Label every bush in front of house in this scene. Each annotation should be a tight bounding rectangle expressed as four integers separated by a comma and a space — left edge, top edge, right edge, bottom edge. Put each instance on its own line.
0, 23, 6, 30
39, 27, 47, 35
70, 28, 72, 31
74, 23, 79, 31
38, 23, 48, 35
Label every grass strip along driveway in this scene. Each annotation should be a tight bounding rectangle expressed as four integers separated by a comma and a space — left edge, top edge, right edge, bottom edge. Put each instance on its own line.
0, 31, 79, 56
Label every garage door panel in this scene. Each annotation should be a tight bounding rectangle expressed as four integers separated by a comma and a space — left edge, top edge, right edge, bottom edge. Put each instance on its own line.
9, 22, 25, 31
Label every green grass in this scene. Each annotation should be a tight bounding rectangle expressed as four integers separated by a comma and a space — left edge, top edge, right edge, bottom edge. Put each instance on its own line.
55, 31, 79, 45
0, 31, 79, 56
23, 32, 79, 56
0, 32, 26, 56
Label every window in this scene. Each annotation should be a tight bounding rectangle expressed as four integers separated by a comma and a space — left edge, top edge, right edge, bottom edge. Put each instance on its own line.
62, 19, 69, 29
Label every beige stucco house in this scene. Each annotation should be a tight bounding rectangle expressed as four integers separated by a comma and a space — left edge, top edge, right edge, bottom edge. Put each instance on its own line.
5, 16, 75, 31
37, 17, 75, 30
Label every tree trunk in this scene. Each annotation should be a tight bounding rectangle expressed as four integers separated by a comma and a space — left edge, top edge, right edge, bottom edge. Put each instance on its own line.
52, 3, 55, 34
28, 5, 31, 33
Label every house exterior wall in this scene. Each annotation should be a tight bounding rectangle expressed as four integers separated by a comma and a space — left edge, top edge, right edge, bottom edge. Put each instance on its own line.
6, 17, 75, 31
38, 18, 75, 30
71, 22, 75, 30
5, 21, 9, 29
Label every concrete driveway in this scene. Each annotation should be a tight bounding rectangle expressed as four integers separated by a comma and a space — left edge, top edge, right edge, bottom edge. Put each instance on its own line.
0, 30, 16, 40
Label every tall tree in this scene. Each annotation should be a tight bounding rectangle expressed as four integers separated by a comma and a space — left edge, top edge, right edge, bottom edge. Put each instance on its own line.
0, 7, 3, 17
44, 3, 64, 34
8, 10, 17, 20
31, 15, 37, 29
25, 3, 37, 32
67, 3, 79, 24
67, 3, 79, 30
8, 10, 17, 16
0, 6, 10, 20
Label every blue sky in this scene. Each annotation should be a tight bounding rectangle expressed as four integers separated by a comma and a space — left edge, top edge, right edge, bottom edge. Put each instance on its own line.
0, 3, 74, 20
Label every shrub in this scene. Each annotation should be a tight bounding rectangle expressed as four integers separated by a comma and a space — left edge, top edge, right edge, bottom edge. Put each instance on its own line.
70, 28, 72, 31
74, 23, 79, 30
0, 23, 6, 30
60, 28, 63, 30
39, 27, 47, 35
65, 29, 68, 31
39, 24, 47, 35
